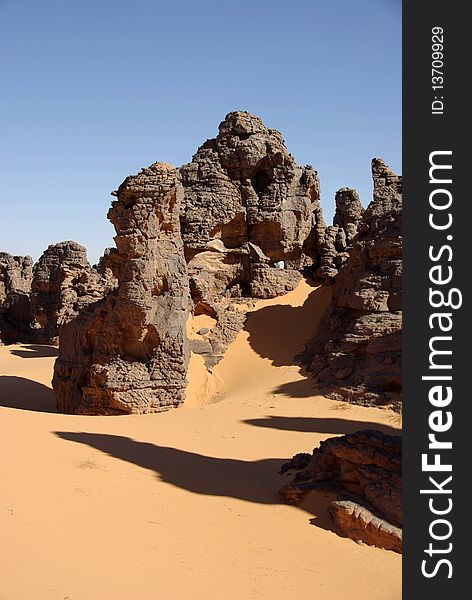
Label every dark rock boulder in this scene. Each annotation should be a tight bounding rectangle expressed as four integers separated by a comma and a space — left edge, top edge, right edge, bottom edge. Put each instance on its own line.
52, 163, 191, 414
280, 430, 402, 552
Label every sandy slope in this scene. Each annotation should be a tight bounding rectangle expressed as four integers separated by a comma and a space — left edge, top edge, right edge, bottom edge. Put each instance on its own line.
0, 280, 401, 600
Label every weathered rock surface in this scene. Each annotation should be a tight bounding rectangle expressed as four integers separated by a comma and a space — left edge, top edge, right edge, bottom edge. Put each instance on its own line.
329, 500, 402, 553
180, 111, 324, 362
30, 241, 115, 344
189, 299, 252, 370
0, 253, 33, 344
52, 163, 191, 414
316, 188, 364, 279
333, 187, 365, 240
180, 111, 322, 268
303, 159, 402, 408
279, 429, 402, 552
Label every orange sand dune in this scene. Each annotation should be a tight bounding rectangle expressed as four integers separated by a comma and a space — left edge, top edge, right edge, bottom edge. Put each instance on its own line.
0, 280, 401, 600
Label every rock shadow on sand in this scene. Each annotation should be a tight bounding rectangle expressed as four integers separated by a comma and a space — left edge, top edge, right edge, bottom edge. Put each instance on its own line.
53, 431, 367, 539
0, 376, 57, 412
243, 281, 332, 368
10, 344, 59, 359
55, 432, 284, 504
242, 415, 400, 436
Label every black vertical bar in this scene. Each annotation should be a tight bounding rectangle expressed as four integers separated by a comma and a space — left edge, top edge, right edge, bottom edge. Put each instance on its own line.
403, 2, 468, 597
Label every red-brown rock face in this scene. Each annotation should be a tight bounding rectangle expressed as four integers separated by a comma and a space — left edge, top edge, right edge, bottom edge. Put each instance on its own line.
303, 159, 402, 408
52, 163, 190, 414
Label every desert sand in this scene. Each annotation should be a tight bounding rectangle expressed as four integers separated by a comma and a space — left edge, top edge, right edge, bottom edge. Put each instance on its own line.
0, 280, 401, 600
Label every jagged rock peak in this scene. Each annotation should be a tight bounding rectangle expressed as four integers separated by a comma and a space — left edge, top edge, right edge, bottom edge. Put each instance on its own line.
0, 252, 34, 294
180, 110, 320, 264
369, 158, 402, 217
333, 188, 364, 233
36, 240, 90, 266
372, 157, 398, 180
218, 111, 268, 137
316, 187, 365, 280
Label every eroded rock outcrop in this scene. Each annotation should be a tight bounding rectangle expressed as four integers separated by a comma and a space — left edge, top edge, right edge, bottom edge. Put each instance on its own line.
316, 188, 364, 279
180, 111, 321, 269
303, 159, 402, 408
180, 111, 323, 363
0, 253, 33, 344
30, 241, 115, 344
52, 163, 190, 414
279, 430, 402, 552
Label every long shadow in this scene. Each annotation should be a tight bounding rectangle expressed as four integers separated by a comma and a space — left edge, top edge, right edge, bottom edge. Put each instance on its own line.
10, 344, 59, 359
242, 416, 400, 436
54, 431, 286, 505
271, 378, 323, 398
0, 376, 57, 412
54, 431, 398, 541
243, 282, 332, 367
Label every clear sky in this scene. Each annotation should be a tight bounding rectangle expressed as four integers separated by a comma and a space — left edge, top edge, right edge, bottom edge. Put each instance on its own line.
1, 0, 401, 264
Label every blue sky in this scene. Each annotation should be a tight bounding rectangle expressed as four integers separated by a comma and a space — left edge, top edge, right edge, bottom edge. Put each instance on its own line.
1, 0, 401, 263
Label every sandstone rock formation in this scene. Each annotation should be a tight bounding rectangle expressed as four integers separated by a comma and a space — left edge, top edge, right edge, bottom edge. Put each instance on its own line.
180, 111, 322, 270
279, 430, 402, 552
30, 241, 116, 344
333, 187, 365, 241
316, 188, 364, 279
52, 163, 190, 415
3, 113, 402, 421
303, 159, 402, 408
0, 253, 33, 344
180, 111, 323, 363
